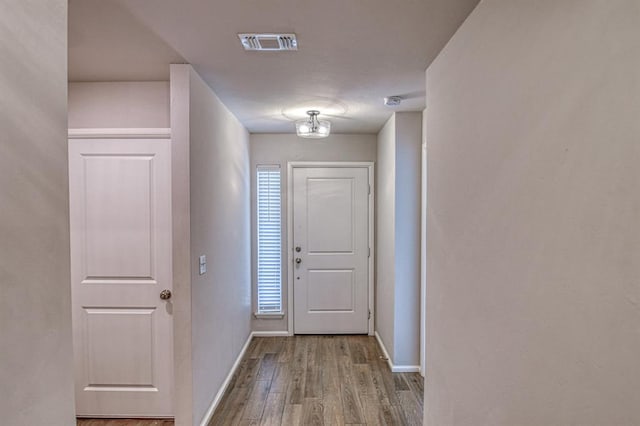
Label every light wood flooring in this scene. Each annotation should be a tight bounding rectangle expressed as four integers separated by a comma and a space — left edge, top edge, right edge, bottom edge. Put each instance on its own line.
209, 335, 424, 426
77, 335, 424, 426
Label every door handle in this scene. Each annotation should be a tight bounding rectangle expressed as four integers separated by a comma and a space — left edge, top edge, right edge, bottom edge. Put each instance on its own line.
295, 258, 302, 264
160, 289, 172, 300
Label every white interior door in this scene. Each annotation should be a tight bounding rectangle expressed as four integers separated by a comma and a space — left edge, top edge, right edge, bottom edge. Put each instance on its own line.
69, 137, 173, 417
292, 166, 370, 334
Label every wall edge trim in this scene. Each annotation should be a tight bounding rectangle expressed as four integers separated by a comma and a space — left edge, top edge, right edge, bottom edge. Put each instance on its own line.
68, 128, 171, 139
375, 331, 420, 373
252, 331, 290, 337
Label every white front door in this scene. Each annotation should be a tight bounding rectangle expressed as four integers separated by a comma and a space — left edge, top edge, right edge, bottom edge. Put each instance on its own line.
69, 137, 173, 417
292, 166, 371, 334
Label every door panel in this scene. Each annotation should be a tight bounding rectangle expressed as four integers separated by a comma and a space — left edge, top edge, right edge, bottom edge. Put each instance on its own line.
306, 178, 354, 253
84, 155, 154, 278
84, 308, 155, 386
293, 167, 369, 334
307, 269, 355, 311
69, 138, 173, 417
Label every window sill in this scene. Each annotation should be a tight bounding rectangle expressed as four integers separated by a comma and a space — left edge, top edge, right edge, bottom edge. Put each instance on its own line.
254, 312, 285, 319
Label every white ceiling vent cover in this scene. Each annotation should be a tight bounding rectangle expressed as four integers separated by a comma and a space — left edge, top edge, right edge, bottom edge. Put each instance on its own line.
238, 33, 298, 51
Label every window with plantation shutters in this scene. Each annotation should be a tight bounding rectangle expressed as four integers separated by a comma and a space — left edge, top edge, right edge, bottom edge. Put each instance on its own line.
256, 166, 282, 313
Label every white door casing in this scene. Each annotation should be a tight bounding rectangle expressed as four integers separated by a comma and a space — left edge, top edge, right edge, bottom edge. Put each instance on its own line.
69, 134, 173, 417
290, 164, 373, 334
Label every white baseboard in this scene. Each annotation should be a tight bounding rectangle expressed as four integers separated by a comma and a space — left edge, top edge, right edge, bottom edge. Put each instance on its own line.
374, 331, 420, 373
374, 331, 394, 371
252, 330, 291, 337
199, 332, 254, 426
391, 364, 421, 373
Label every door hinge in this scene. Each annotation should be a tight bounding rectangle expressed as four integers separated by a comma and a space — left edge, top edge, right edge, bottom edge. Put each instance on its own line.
368, 247, 371, 258
368, 184, 371, 195
368, 309, 371, 320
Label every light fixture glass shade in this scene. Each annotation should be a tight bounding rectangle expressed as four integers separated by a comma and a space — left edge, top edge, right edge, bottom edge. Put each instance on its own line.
296, 110, 331, 138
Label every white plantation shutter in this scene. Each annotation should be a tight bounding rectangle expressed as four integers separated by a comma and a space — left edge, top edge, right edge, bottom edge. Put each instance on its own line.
256, 166, 282, 313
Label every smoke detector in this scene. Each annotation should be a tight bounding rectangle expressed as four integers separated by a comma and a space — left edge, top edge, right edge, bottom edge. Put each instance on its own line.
384, 96, 402, 106
238, 33, 298, 51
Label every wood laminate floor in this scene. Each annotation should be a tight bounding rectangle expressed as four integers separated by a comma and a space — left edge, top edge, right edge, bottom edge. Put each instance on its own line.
77, 336, 424, 426
209, 335, 424, 426
77, 420, 173, 426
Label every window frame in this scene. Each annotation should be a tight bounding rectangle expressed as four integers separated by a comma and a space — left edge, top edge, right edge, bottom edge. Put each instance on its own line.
255, 165, 284, 317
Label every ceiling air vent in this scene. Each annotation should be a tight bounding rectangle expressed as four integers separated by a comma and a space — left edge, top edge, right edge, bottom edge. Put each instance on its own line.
238, 33, 298, 51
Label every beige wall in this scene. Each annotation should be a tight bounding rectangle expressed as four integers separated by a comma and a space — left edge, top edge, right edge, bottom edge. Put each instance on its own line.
376, 112, 422, 367
392, 112, 422, 366
0, 1, 76, 425
375, 117, 396, 359
68, 81, 169, 128
250, 133, 377, 332
187, 66, 252, 424
425, 1, 640, 425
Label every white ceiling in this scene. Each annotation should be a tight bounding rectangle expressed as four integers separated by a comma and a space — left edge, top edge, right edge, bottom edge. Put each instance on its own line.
68, 0, 479, 134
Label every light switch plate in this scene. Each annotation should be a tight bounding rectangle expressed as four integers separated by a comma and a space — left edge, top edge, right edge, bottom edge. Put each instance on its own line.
199, 255, 206, 275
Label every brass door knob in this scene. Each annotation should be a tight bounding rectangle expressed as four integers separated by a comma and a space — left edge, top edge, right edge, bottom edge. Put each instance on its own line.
160, 289, 172, 300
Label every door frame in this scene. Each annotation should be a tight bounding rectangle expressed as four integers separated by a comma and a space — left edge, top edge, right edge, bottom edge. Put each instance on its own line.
68, 127, 175, 418
420, 109, 427, 377
287, 161, 375, 336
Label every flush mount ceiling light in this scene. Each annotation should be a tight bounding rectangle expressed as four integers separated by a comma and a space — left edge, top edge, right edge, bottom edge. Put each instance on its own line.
238, 33, 297, 51
295, 110, 331, 139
